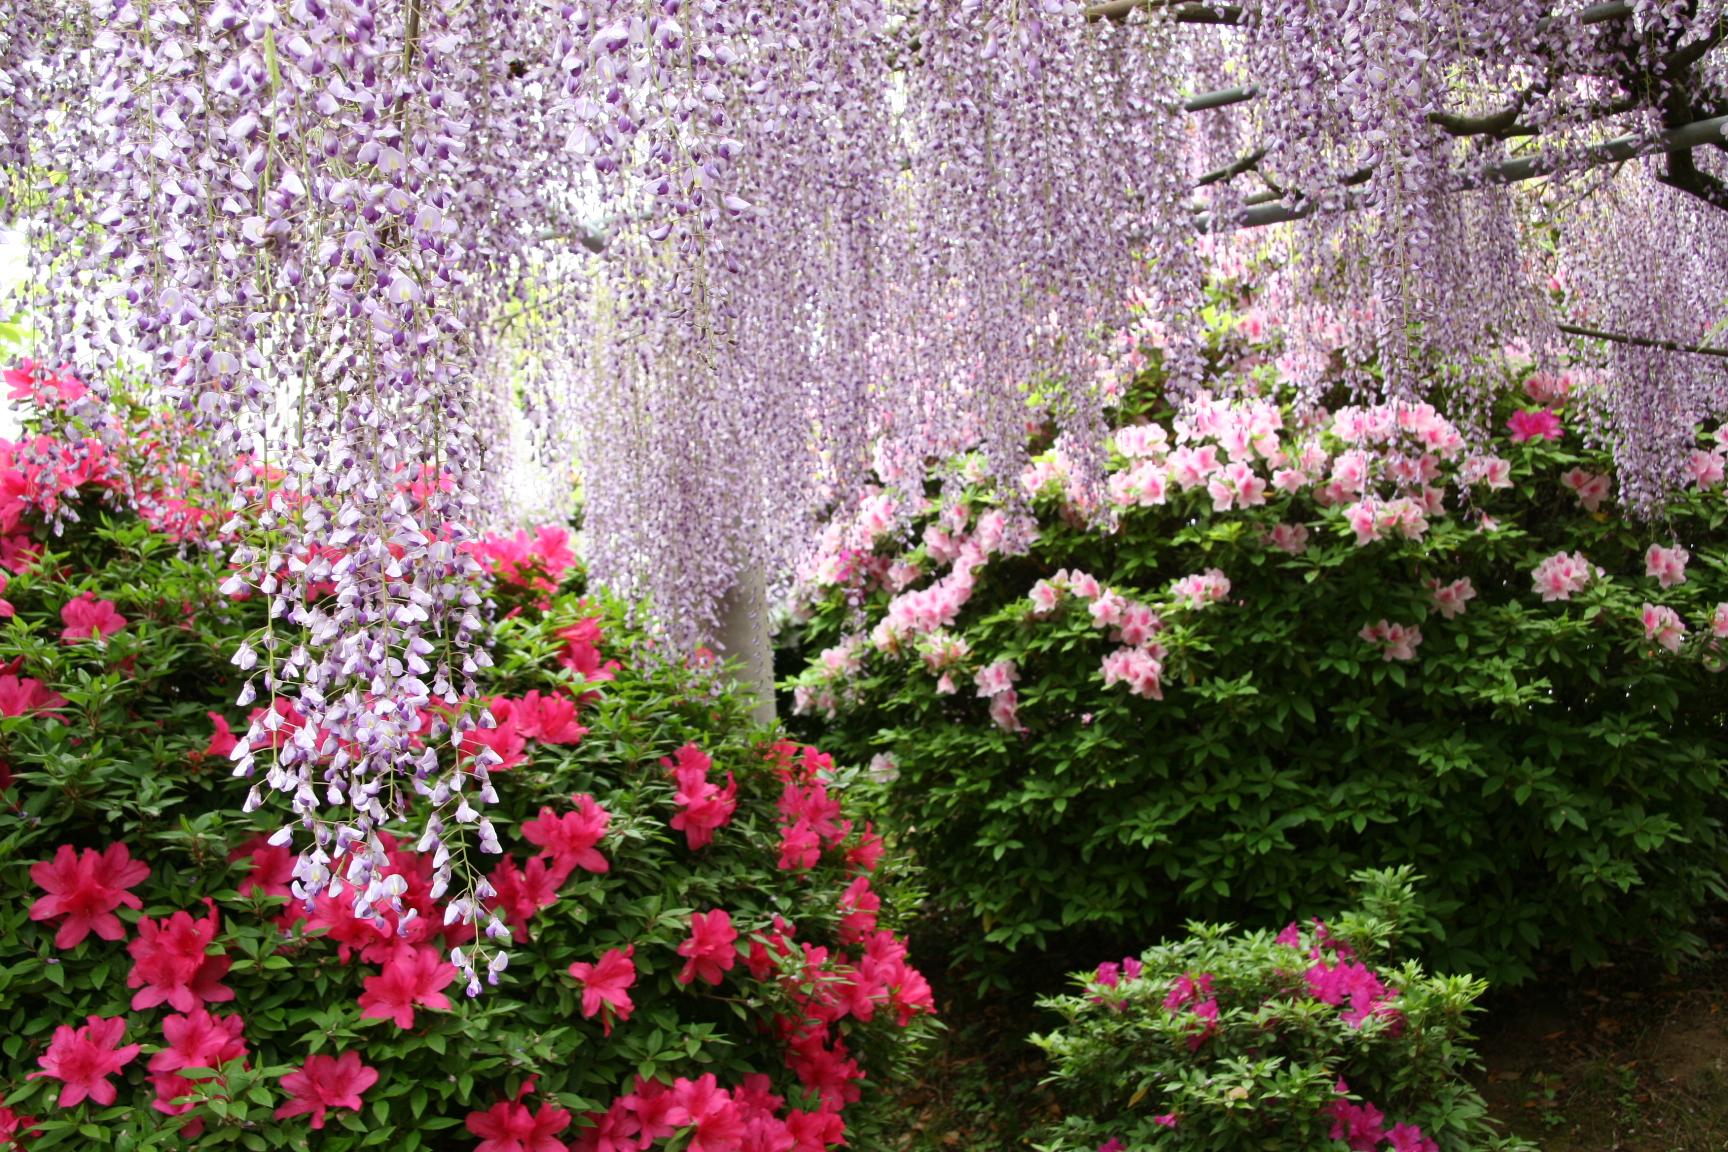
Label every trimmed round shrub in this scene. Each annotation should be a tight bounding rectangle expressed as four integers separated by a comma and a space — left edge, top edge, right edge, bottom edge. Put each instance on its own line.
784, 307, 1728, 989
1031, 870, 1536, 1152
0, 386, 933, 1150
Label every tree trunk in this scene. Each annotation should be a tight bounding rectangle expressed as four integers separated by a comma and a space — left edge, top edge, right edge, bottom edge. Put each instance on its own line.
714, 563, 775, 725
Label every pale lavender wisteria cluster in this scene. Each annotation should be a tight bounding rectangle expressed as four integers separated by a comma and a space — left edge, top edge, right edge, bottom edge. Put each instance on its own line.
2, 0, 1726, 987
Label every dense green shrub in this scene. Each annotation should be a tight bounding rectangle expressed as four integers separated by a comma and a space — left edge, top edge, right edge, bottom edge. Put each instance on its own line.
0, 388, 933, 1149
784, 309, 1728, 989
1032, 870, 1533, 1152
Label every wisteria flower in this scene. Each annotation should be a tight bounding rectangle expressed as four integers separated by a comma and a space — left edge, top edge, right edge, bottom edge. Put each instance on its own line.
29, 842, 150, 948
29, 1015, 140, 1108
275, 1052, 378, 1129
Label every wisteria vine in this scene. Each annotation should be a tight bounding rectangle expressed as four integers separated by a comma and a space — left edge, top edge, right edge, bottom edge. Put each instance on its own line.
2, 0, 1726, 981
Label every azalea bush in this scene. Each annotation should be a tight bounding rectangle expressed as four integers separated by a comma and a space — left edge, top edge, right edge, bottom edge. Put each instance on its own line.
1031, 870, 1535, 1152
783, 300, 1728, 989
0, 370, 934, 1150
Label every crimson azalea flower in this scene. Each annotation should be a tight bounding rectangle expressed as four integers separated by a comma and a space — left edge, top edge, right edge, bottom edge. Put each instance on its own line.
357, 947, 457, 1029
666, 744, 737, 851
487, 855, 567, 942
465, 1093, 574, 1152
28, 1016, 140, 1108
567, 945, 636, 1035
1506, 407, 1563, 443
667, 1075, 744, 1152
58, 593, 127, 643
126, 904, 234, 1011
274, 1051, 378, 1129
204, 713, 239, 758
147, 1009, 247, 1124
0, 673, 66, 717
520, 794, 610, 875
0, 1105, 37, 1146
676, 909, 738, 986
29, 842, 150, 948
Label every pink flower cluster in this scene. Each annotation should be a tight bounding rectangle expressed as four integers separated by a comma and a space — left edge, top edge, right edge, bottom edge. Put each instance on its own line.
666, 743, 739, 851
1359, 620, 1422, 662
466, 525, 578, 594
1531, 550, 1598, 602
1326, 1082, 1439, 1152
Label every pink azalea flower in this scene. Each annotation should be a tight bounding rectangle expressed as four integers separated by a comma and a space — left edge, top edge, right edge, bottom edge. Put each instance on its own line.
1428, 576, 1476, 620
521, 794, 611, 875
59, 593, 127, 643
1268, 522, 1309, 553
357, 947, 457, 1029
676, 909, 738, 986
1531, 551, 1595, 602
126, 904, 234, 1011
275, 1052, 378, 1129
665, 743, 738, 851
568, 945, 636, 1035
29, 1015, 140, 1108
1170, 568, 1230, 610
1712, 603, 1728, 639
668, 1075, 744, 1152
1507, 407, 1563, 442
1360, 620, 1422, 662
488, 855, 567, 942
1101, 647, 1163, 699
1645, 543, 1690, 588
0, 672, 67, 716
1642, 603, 1686, 653
29, 842, 150, 948
974, 659, 1019, 698
988, 689, 1025, 733
1560, 467, 1611, 512
1687, 450, 1725, 489
1386, 1123, 1441, 1152
466, 1091, 573, 1152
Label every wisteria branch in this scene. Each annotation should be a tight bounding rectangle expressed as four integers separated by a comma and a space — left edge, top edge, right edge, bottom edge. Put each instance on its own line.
1558, 321, 1728, 358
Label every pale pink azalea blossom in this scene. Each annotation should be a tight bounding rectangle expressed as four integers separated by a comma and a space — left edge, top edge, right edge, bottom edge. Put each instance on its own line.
974, 660, 1019, 698
1641, 604, 1686, 653
1170, 569, 1230, 610
1269, 523, 1310, 554
1101, 647, 1163, 699
1531, 551, 1595, 601
1560, 467, 1611, 512
1686, 450, 1725, 489
1645, 543, 1690, 589
1429, 577, 1476, 620
1360, 620, 1422, 662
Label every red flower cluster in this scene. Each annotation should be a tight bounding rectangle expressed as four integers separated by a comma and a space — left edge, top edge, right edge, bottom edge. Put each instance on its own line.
665, 743, 737, 851
467, 525, 578, 594
27, 843, 150, 948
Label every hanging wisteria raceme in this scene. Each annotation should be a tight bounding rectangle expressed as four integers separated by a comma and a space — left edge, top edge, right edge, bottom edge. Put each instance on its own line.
5, 0, 1728, 987
1184, 0, 1728, 482
2, 0, 626, 991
